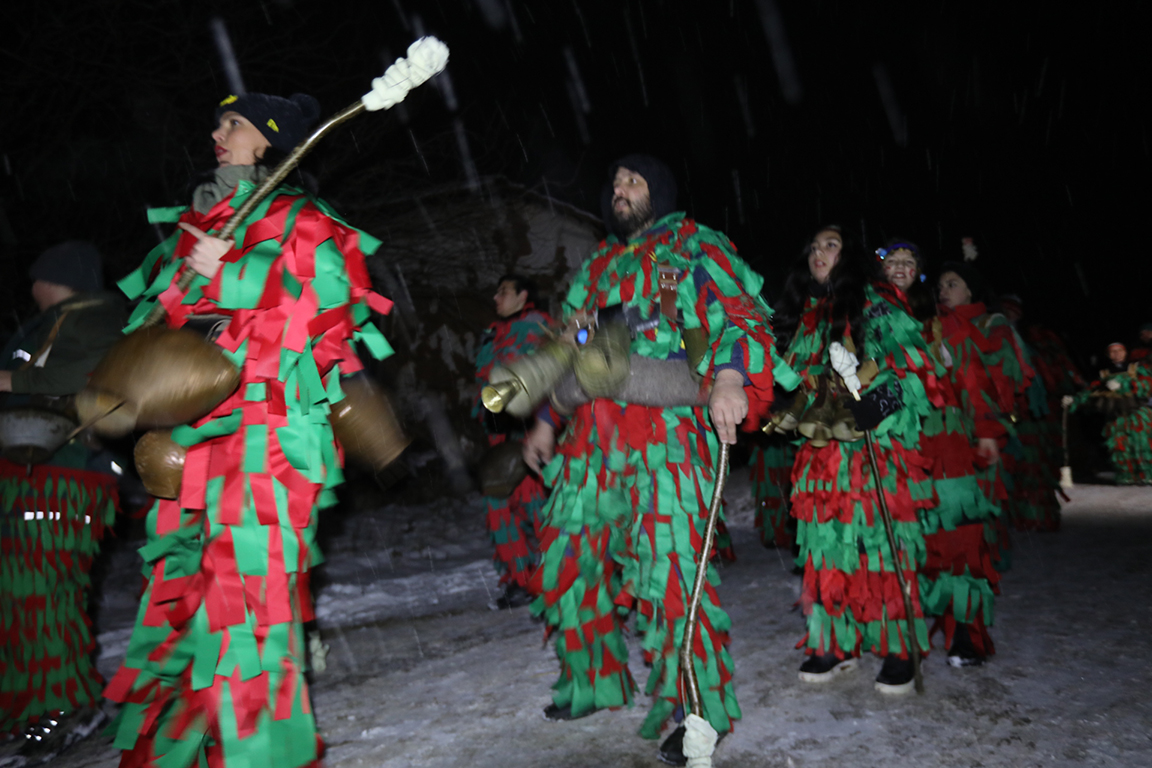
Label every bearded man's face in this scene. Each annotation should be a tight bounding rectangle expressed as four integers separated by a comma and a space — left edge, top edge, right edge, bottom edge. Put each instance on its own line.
611, 167, 654, 235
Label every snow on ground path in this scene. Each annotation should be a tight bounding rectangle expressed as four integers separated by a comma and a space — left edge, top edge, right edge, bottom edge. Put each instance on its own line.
50, 481, 1152, 767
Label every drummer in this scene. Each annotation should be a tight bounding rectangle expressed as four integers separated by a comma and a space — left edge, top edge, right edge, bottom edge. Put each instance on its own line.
0, 241, 125, 750
101, 92, 395, 768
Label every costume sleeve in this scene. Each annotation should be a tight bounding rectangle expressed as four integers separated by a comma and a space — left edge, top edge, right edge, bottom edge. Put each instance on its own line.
9, 301, 125, 396
674, 222, 799, 428
1111, 364, 1152, 399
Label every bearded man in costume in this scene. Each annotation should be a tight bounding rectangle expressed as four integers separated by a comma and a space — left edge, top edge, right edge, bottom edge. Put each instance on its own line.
0, 241, 125, 755
474, 274, 551, 609
523, 154, 796, 765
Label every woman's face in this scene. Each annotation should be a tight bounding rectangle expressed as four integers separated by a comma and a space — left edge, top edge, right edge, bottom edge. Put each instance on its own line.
808, 229, 842, 285
937, 271, 972, 309
882, 248, 918, 291
212, 111, 271, 167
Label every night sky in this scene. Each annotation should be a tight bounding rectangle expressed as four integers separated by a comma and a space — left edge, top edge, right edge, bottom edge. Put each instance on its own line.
1, 1, 1146, 360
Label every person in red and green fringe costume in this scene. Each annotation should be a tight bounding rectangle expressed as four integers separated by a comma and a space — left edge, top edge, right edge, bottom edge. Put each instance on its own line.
1067, 343, 1152, 485
474, 274, 552, 609
1000, 293, 1080, 531
935, 262, 1035, 576
521, 155, 796, 765
770, 227, 936, 695
747, 433, 796, 551
0, 242, 125, 755
879, 240, 1006, 668
101, 92, 395, 768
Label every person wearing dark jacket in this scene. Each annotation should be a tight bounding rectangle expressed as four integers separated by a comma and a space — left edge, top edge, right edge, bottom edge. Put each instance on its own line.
0, 241, 125, 753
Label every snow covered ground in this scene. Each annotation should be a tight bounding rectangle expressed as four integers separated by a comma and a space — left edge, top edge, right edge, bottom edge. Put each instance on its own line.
51, 479, 1152, 767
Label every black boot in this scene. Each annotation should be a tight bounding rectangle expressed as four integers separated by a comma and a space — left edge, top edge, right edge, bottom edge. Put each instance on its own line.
798, 653, 857, 683
874, 655, 915, 694
488, 583, 533, 610
542, 702, 596, 722
947, 624, 986, 668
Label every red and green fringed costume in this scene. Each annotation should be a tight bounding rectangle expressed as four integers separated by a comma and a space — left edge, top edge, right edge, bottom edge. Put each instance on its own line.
1004, 354, 1061, 532
748, 435, 795, 549
1011, 325, 1084, 530
937, 306, 1034, 571
1, 449, 118, 734
788, 283, 935, 662
529, 213, 796, 739
473, 304, 552, 590
1071, 363, 1152, 485
915, 309, 1016, 658
104, 179, 393, 768
2, 291, 125, 734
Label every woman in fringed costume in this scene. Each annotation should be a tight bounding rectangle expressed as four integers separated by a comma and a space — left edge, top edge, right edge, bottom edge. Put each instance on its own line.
523, 155, 796, 764
772, 228, 935, 695
879, 241, 1003, 668
1000, 294, 1082, 530
0, 242, 124, 752
473, 274, 551, 609
103, 93, 395, 768
1068, 343, 1152, 485
935, 264, 1034, 576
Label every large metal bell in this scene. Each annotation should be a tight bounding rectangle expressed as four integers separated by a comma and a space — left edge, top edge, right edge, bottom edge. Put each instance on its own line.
76, 327, 242, 437
329, 374, 410, 471
134, 429, 186, 500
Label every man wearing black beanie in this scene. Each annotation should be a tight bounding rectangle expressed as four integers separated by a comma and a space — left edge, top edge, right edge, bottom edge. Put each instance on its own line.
523, 154, 798, 764
0, 241, 125, 752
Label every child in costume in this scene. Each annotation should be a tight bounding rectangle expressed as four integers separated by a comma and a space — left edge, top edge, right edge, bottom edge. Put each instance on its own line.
104, 92, 394, 768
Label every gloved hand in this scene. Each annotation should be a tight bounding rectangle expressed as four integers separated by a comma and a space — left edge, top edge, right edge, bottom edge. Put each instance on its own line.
1061, 394, 1074, 408
845, 382, 903, 431
828, 342, 861, 397
1106, 378, 1122, 392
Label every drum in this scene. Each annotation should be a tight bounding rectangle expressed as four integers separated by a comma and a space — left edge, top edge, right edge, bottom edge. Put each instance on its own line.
0, 407, 77, 465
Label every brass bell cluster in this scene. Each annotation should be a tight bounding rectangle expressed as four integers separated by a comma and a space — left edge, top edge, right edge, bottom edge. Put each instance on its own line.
482, 309, 633, 417
764, 358, 879, 447
77, 325, 408, 500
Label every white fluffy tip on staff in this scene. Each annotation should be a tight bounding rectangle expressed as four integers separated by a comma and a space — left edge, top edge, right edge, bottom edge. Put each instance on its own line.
361, 36, 450, 112
829, 342, 862, 400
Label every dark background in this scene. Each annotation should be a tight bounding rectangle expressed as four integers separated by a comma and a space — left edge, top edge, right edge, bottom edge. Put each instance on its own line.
1, 0, 1146, 363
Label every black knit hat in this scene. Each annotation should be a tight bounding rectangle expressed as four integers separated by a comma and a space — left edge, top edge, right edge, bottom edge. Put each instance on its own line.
600, 154, 678, 236
29, 240, 103, 293
939, 261, 986, 304
216, 92, 321, 153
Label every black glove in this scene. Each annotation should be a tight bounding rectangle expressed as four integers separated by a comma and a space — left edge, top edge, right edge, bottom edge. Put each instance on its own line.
846, 381, 903, 431
771, 383, 797, 413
